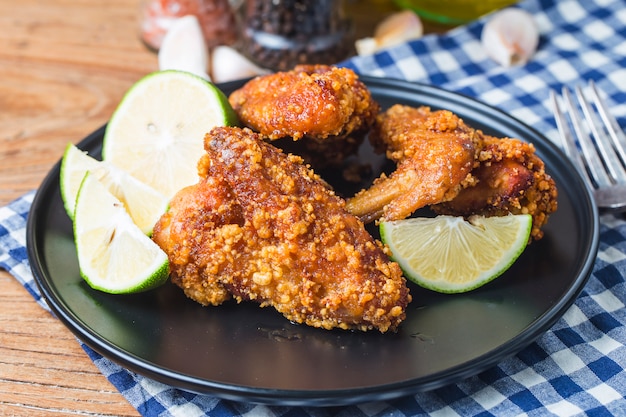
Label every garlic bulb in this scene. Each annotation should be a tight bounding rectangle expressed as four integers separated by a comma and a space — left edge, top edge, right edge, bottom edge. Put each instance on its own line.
355, 10, 423, 56
158, 15, 210, 80
481, 8, 539, 67
210, 46, 269, 83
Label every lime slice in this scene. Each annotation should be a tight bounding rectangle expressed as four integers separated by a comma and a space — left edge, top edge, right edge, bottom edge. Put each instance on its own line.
60, 143, 168, 235
74, 173, 169, 294
380, 214, 532, 293
102, 70, 238, 199
60, 143, 100, 218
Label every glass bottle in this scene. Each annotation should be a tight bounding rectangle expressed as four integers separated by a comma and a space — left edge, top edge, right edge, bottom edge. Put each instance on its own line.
237, 0, 353, 71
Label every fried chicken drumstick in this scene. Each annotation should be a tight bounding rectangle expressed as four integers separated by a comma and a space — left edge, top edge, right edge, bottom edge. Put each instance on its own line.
346, 105, 483, 223
228, 65, 379, 167
153, 126, 411, 332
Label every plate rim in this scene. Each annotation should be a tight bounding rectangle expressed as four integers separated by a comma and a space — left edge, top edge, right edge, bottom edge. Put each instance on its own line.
26, 76, 600, 406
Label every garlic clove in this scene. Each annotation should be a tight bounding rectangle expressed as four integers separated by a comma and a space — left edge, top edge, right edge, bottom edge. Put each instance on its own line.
210, 45, 269, 83
158, 15, 211, 80
355, 37, 378, 57
481, 8, 539, 67
355, 10, 423, 56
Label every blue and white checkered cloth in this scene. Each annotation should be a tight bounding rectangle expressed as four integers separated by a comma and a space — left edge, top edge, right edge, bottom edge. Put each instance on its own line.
2, 0, 626, 415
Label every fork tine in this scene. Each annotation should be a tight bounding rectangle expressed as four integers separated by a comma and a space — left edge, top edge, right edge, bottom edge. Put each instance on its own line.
552, 83, 626, 211
575, 84, 626, 184
550, 90, 589, 175
561, 86, 613, 187
589, 80, 626, 170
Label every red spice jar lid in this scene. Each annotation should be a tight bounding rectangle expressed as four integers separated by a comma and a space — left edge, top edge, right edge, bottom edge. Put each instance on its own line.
140, 0, 238, 51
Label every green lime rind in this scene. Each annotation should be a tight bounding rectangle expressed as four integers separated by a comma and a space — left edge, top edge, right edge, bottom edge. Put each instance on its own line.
61, 143, 169, 236
81, 259, 169, 295
102, 69, 239, 160
60, 143, 100, 220
380, 214, 532, 294
101, 70, 239, 200
74, 173, 170, 295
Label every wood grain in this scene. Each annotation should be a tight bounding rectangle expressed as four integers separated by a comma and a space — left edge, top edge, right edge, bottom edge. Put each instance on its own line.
0, 274, 140, 416
0, 0, 154, 414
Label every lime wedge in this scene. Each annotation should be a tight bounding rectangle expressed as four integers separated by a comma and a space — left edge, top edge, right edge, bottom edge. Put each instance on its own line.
74, 173, 169, 294
60, 143, 100, 219
102, 70, 238, 199
380, 214, 532, 293
60, 143, 168, 235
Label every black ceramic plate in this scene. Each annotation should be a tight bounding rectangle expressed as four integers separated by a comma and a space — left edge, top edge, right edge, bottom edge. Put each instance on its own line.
27, 77, 598, 406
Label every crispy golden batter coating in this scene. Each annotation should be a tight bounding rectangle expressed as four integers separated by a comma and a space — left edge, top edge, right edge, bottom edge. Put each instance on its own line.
346, 105, 483, 223
228, 65, 379, 167
432, 135, 558, 241
153, 126, 411, 332
345, 104, 557, 240
152, 175, 245, 306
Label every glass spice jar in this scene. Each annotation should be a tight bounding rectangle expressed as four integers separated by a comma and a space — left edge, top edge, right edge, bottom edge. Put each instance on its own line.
140, 0, 238, 51
237, 0, 353, 71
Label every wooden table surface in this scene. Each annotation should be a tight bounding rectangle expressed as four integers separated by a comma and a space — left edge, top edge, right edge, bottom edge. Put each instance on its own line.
1, 1, 156, 415
0, 1, 452, 415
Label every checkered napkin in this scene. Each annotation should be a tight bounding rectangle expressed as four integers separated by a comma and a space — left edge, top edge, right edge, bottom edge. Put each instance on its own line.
2, 0, 626, 415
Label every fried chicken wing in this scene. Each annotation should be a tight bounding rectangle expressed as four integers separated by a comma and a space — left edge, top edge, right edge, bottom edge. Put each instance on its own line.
152, 176, 243, 306
345, 105, 482, 223
432, 135, 558, 241
345, 104, 557, 240
228, 65, 379, 167
153, 126, 411, 332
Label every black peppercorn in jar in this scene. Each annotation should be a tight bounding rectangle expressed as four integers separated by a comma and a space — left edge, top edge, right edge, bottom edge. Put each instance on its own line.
238, 0, 353, 71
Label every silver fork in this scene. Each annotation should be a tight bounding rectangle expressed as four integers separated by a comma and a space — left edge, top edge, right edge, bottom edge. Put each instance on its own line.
550, 80, 626, 211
